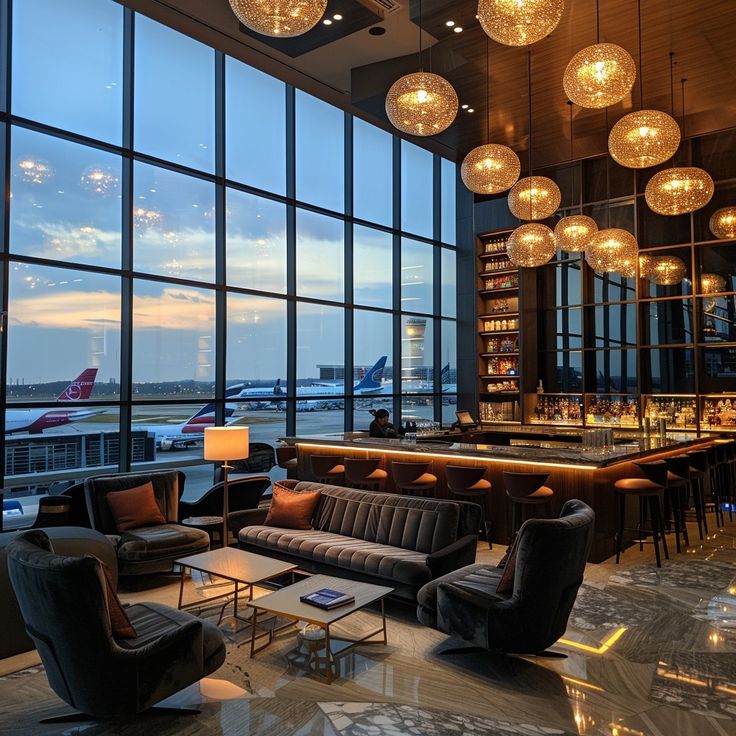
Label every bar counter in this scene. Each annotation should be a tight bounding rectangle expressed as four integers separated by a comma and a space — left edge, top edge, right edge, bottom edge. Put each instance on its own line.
283, 428, 713, 563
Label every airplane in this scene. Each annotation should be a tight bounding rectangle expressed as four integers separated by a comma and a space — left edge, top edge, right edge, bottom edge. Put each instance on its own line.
5, 368, 100, 434
276, 356, 390, 399
441, 364, 457, 393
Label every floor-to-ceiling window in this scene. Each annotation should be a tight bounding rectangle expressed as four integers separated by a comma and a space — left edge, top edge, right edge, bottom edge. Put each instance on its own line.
0, 0, 457, 512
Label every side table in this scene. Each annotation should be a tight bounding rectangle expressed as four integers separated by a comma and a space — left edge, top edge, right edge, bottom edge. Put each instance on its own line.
182, 515, 224, 549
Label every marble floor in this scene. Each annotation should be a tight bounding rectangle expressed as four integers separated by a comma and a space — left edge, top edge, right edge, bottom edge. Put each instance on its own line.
1, 516, 735, 736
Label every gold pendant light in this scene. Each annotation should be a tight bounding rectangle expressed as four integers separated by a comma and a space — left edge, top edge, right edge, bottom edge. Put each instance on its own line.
555, 102, 598, 252
585, 228, 638, 274
478, 0, 564, 47
646, 255, 687, 286
461, 39, 520, 194
228, 0, 327, 37
508, 175, 561, 221
607, 1, 680, 169
507, 223, 557, 267
710, 207, 736, 240
385, 1, 457, 137
701, 273, 727, 293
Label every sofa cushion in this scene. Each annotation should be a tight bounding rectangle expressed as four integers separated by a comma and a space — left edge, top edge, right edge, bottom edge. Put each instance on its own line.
264, 482, 321, 530
417, 564, 507, 629
240, 525, 432, 587
106, 482, 166, 532
116, 524, 209, 563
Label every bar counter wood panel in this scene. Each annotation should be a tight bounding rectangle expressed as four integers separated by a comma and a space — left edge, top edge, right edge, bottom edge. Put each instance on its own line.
290, 433, 712, 563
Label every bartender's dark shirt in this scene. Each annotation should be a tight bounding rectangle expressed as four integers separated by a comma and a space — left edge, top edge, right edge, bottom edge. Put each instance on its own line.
369, 419, 398, 438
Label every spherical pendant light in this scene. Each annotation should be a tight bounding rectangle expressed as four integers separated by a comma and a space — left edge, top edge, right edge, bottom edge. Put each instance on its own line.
701, 273, 727, 294
585, 228, 638, 273
508, 176, 561, 220
478, 0, 564, 47
638, 253, 655, 279
645, 167, 714, 215
507, 223, 557, 267
554, 215, 598, 253
228, 0, 327, 37
608, 110, 681, 169
647, 255, 687, 286
563, 43, 636, 109
461, 144, 521, 194
618, 256, 637, 279
709, 207, 736, 240
385, 72, 458, 137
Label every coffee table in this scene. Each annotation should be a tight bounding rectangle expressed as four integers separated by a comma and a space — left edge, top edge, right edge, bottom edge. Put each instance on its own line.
247, 574, 393, 683
175, 547, 298, 629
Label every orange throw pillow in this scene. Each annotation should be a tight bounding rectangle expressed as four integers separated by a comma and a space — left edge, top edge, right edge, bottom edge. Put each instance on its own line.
106, 481, 165, 532
100, 562, 136, 639
264, 482, 321, 530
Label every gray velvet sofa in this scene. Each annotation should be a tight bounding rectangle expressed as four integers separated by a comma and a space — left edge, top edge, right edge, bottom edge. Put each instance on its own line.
85, 470, 210, 576
417, 499, 594, 655
0, 526, 117, 660
238, 481, 481, 602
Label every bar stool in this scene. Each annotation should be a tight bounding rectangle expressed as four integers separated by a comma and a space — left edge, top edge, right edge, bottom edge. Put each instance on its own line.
711, 443, 728, 528
391, 461, 437, 497
686, 449, 709, 540
445, 465, 493, 548
722, 441, 736, 522
310, 454, 345, 485
705, 445, 724, 529
344, 458, 388, 491
502, 471, 554, 539
276, 446, 298, 480
663, 455, 690, 553
614, 460, 669, 568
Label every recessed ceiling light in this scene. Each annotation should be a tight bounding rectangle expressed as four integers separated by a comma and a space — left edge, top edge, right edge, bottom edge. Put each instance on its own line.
445, 20, 455, 27
323, 18, 332, 25
454, 26, 463, 33
333, 14, 342, 20
467, 108, 475, 113
461, 104, 469, 109
369, 26, 385, 36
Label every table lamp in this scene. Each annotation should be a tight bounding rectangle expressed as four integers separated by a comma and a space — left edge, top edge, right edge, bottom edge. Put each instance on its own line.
204, 426, 249, 548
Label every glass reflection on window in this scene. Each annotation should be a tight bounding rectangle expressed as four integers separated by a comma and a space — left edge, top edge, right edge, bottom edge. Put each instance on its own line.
401, 141, 433, 239
226, 190, 286, 293
441, 158, 456, 246
354, 225, 392, 309
10, 127, 122, 268
401, 238, 434, 315
354, 310, 393, 387
354, 119, 392, 227
134, 162, 215, 282
297, 303, 344, 391
296, 209, 344, 301
441, 248, 456, 318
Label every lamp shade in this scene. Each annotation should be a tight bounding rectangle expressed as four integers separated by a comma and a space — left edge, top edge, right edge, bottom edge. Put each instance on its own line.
644, 167, 714, 215
204, 426, 250, 461
701, 273, 726, 294
647, 255, 687, 285
228, 0, 327, 37
507, 223, 556, 267
461, 144, 521, 194
585, 228, 638, 273
563, 43, 636, 109
709, 207, 736, 240
507, 176, 561, 220
554, 215, 598, 253
477, 0, 564, 47
385, 72, 458, 137
608, 110, 681, 169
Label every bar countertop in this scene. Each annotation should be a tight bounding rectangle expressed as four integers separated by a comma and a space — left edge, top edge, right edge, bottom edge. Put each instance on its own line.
283, 430, 710, 469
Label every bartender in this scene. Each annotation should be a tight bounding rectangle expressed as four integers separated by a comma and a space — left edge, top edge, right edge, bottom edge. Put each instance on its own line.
368, 408, 402, 438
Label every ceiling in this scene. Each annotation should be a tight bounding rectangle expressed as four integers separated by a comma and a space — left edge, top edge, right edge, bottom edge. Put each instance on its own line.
125, 0, 736, 166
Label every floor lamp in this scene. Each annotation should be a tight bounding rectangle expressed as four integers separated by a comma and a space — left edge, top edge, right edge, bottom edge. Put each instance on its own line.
204, 426, 249, 548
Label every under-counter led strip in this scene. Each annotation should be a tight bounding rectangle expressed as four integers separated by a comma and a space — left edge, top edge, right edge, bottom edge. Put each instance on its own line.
295, 442, 599, 471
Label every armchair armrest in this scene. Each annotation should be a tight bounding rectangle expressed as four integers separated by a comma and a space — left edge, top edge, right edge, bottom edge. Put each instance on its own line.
229, 507, 268, 534
427, 534, 478, 579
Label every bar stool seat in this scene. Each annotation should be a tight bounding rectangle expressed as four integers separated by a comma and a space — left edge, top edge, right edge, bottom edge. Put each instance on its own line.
276, 446, 298, 479
445, 466, 493, 548
344, 458, 388, 491
503, 471, 554, 539
392, 461, 437, 497
614, 478, 663, 494
310, 454, 346, 485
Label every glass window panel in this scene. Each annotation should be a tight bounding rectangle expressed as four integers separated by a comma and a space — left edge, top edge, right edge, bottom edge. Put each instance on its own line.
695, 183, 736, 243
353, 225, 392, 308
401, 315, 433, 393
354, 310, 393, 388
401, 395, 435, 425
295, 402, 344, 434
441, 248, 456, 318
641, 348, 695, 393
353, 119, 392, 227
10, 127, 122, 268
225, 58, 286, 194
7, 263, 121, 399
297, 303, 344, 393
133, 162, 215, 282
698, 243, 736, 293
401, 141, 433, 238
700, 294, 736, 343
354, 397, 393, 432
226, 190, 286, 293
12, 0, 123, 143
555, 308, 583, 349
584, 200, 636, 235
640, 247, 692, 298
582, 156, 634, 202
537, 351, 583, 392
401, 238, 434, 315
134, 15, 214, 172
441, 158, 456, 245
592, 270, 636, 304
592, 303, 637, 348
594, 349, 637, 393
441, 319, 457, 395
700, 346, 736, 393
296, 209, 344, 301
539, 259, 582, 307
296, 91, 344, 213
692, 130, 736, 182
639, 204, 690, 248
132, 280, 215, 397
641, 299, 693, 346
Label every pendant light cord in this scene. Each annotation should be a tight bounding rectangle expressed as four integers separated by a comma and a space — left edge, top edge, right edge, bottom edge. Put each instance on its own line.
669, 51, 676, 167
527, 50, 533, 222
568, 100, 574, 208
595, 0, 600, 44
486, 36, 491, 143
605, 107, 611, 228
418, 0, 422, 71
681, 77, 688, 139
637, 0, 643, 108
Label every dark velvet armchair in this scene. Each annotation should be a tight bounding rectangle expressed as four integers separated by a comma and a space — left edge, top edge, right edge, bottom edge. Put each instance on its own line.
417, 499, 594, 655
84, 470, 209, 576
180, 473, 271, 538
6, 530, 225, 721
